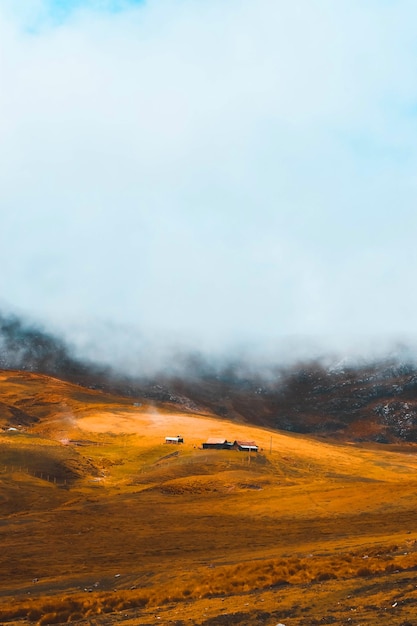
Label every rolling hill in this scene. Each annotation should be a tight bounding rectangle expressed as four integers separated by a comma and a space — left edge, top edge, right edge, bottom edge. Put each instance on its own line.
2, 369, 417, 624
3, 312, 417, 444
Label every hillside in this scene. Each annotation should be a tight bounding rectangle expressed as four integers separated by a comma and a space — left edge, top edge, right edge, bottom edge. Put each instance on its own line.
156, 359, 417, 443
3, 312, 417, 443
2, 369, 417, 624
76, 359, 417, 444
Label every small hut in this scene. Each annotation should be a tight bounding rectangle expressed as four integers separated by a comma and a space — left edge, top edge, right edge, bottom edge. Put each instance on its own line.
165, 435, 184, 444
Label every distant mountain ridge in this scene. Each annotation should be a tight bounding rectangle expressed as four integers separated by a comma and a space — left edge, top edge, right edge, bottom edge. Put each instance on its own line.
159, 360, 417, 443
2, 311, 417, 443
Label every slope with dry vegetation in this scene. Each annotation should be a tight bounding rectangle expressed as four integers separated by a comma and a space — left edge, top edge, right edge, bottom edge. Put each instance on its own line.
2, 369, 417, 625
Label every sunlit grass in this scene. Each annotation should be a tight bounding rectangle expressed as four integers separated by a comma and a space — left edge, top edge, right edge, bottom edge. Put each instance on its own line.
2, 543, 417, 623
3, 371, 417, 624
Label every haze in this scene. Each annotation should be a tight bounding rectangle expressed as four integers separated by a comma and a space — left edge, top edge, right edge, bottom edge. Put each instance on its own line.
1, 0, 417, 367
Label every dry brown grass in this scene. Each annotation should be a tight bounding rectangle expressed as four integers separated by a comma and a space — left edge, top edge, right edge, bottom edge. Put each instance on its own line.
3, 370, 417, 624
2, 542, 417, 624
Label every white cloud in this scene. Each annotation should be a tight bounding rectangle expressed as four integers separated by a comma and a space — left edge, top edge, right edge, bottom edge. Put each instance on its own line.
1, 0, 417, 366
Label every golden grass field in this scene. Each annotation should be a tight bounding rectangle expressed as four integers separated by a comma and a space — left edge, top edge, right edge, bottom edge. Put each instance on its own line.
2, 370, 417, 625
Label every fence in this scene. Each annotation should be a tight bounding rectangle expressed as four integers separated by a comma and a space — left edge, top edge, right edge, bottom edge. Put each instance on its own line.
0, 464, 69, 486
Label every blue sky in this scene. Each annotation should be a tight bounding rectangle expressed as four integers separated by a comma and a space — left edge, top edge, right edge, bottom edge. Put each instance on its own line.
1, 0, 417, 368
5, 0, 144, 27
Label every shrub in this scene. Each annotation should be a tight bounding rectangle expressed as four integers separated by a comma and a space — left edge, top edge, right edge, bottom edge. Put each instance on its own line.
356, 567, 372, 577
315, 572, 337, 582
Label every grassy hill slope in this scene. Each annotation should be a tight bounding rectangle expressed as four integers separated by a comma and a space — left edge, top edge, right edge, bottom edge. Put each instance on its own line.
2, 370, 417, 625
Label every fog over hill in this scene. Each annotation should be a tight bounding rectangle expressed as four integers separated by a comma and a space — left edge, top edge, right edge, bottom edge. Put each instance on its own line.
2, 311, 417, 443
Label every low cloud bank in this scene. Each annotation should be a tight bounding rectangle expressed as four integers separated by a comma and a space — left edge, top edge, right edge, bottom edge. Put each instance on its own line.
1, 310, 416, 385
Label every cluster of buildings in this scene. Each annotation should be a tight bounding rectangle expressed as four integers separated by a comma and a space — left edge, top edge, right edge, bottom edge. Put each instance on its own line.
165, 435, 258, 452
202, 437, 258, 452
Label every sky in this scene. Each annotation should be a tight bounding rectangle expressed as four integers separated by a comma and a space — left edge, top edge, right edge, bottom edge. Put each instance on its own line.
1, 0, 417, 369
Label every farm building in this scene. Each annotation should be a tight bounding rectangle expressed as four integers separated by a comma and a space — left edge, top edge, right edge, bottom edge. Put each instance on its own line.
202, 437, 233, 450
234, 440, 258, 452
165, 436, 184, 444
